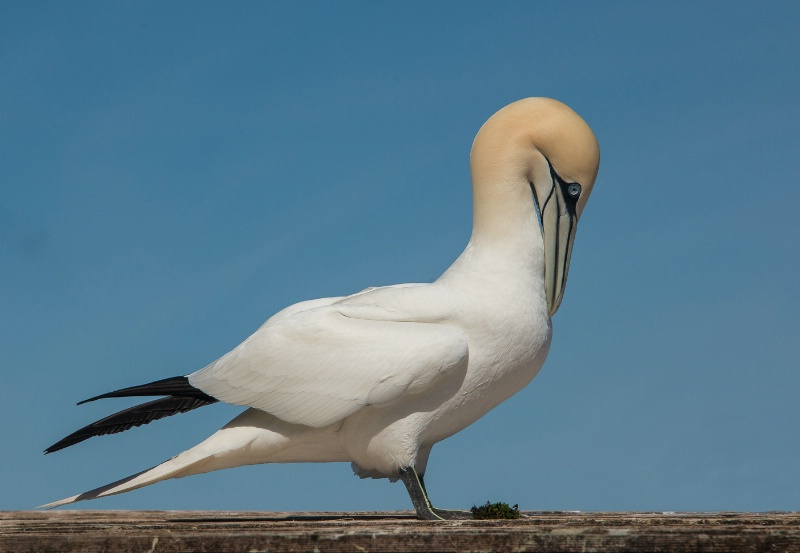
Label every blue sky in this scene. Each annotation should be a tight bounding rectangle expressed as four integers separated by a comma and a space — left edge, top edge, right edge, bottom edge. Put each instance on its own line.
2, 2, 799, 512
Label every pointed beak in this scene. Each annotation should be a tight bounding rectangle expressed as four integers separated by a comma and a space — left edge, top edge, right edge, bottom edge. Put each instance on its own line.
532, 164, 583, 317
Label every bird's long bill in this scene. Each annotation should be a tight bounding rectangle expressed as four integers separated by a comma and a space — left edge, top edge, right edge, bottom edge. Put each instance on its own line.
534, 169, 580, 317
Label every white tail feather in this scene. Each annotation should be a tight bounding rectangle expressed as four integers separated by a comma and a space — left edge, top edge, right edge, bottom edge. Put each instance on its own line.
39, 408, 347, 509
38, 448, 215, 509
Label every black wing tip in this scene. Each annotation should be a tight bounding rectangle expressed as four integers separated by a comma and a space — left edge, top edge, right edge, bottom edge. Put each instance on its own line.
46, 378, 219, 454
46, 395, 218, 454
76, 375, 211, 405
44, 442, 70, 455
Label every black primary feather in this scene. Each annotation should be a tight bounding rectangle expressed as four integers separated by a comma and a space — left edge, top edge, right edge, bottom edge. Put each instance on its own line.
45, 376, 218, 454
77, 375, 216, 404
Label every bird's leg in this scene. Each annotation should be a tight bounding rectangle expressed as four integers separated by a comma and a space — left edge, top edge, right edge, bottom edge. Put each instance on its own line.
399, 467, 442, 520
418, 473, 473, 520
399, 467, 472, 520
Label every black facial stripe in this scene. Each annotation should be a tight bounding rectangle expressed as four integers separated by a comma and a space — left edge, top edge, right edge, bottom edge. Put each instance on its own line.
529, 181, 544, 232
562, 212, 574, 270
547, 160, 581, 217
540, 180, 555, 214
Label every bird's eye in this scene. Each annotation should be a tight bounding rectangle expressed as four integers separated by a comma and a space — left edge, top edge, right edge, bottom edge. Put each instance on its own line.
566, 183, 581, 199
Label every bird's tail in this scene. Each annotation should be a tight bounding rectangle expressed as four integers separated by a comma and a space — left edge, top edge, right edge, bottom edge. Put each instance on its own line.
45, 376, 218, 454
39, 426, 238, 508
39, 408, 345, 509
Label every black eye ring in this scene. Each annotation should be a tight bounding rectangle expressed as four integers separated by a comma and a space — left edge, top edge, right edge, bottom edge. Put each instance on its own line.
566, 183, 581, 199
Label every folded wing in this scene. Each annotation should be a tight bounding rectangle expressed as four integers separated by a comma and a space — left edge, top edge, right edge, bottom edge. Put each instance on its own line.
189, 305, 468, 428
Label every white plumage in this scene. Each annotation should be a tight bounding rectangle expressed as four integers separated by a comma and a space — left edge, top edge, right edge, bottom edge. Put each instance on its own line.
190, 293, 469, 428
43, 98, 600, 518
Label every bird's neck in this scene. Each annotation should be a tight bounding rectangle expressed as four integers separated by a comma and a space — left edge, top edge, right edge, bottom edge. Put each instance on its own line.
439, 173, 545, 288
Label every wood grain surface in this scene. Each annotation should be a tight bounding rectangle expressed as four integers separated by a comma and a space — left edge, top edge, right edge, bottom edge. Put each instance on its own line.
2, 510, 799, 552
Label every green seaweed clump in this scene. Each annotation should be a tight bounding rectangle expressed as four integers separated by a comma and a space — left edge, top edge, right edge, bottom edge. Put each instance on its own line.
470, 501, 521, 520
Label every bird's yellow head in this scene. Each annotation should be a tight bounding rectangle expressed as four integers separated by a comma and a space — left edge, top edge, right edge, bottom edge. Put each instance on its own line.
470, 98, 600, 316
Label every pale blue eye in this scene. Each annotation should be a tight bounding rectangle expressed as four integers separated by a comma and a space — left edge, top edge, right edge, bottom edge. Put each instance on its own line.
566, 183, 581, 198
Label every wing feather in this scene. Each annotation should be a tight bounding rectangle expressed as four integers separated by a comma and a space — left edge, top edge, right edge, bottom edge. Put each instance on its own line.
189, 304, 468, 428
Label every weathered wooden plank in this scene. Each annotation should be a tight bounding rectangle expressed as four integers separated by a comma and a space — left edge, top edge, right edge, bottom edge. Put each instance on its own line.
2, 511, 799, 552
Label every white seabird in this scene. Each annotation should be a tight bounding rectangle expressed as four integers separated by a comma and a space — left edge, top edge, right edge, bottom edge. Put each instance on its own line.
43, 98, 600, 519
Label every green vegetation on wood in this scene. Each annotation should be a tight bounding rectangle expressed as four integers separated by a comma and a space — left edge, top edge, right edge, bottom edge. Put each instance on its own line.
470, 501, 521, 520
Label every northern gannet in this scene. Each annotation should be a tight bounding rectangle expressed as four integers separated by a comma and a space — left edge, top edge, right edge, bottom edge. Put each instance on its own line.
43, 98, 600, 519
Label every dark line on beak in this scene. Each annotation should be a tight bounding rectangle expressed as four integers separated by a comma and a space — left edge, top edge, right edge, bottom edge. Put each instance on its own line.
529, 181, 543, 232
540, 182, 555, 215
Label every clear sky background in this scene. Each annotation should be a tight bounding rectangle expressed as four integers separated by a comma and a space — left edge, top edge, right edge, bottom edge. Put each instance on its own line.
2, 2, 799, 512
